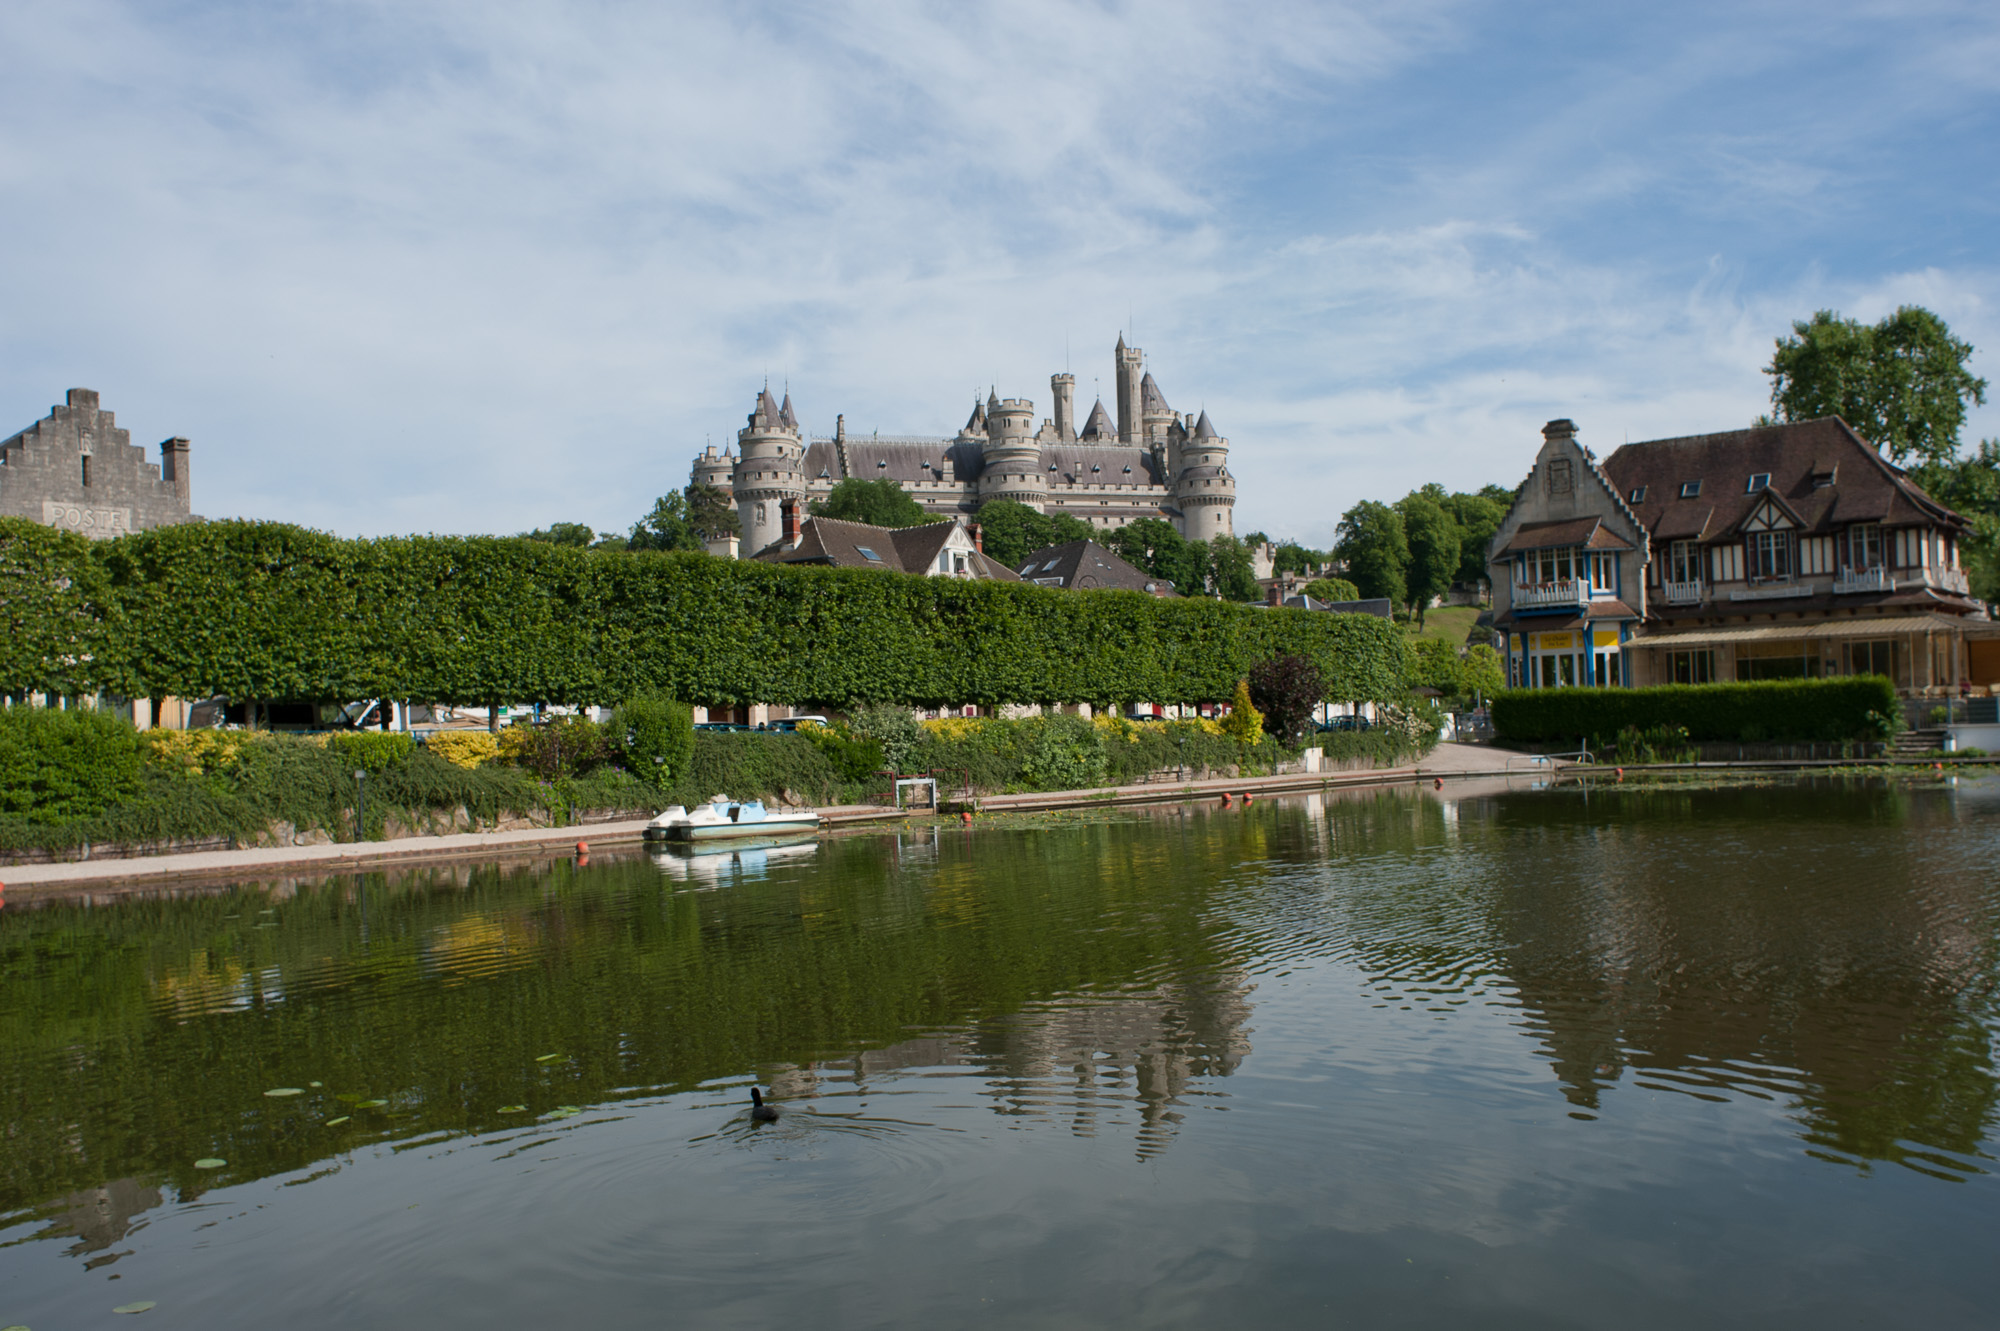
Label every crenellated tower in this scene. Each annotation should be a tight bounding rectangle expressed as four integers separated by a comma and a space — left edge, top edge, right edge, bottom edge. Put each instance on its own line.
1050, 373, 1076, 443
1114, 335, 1144, 443
1175, 410, 1236, 539
730, 387, 806, 553
976, 390, 1046, 510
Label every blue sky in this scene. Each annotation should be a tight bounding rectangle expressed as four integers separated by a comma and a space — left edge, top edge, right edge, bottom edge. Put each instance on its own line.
2, 0, 1995, 548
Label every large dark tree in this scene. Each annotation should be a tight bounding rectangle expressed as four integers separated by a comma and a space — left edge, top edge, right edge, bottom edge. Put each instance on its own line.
685, 483, 738, 539
811, 478, 932, 528
1333, 500, 1408, 608
1110, 517, 1212, 597
624, 492, 705, 552
1248, 653, 1325, 746
1767, 307, 1988, 466
519, 522, 596, 548
1208, 535, 1260, 601
1438, 486, 1511, 588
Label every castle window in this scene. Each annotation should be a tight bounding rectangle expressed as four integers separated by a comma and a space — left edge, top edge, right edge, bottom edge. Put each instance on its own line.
81, 455, 90, 487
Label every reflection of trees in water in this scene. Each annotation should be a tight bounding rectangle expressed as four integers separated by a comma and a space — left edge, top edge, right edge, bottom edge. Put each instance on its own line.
0, 821, 1259, 1218
1310, 780, 2000, 1176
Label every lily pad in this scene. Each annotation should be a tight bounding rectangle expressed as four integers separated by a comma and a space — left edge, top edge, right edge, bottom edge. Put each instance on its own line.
264, 1088, 304, 1098
497, 1105, 528, 1114
324, 1116, 351, 1127
309, 1081, 323, 1088
193, 1158, 227, 1170
355, 1099, 388, 1109
534, 1054, 563, 1063
544, 1107, 580, 1120
113, 1302, 158, 1314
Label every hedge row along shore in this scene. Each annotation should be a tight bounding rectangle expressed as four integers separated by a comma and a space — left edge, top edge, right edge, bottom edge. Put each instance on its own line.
1491, 677, 1900, 745
0, 518, 1411, 708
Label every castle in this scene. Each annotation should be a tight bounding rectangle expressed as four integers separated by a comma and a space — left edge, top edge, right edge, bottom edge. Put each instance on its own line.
689, 337, 1237, 555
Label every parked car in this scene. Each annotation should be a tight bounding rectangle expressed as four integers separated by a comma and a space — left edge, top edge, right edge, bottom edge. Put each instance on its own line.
762, 716, 830, 733
695, 722, 753, 733
1317, 715, 1372, 733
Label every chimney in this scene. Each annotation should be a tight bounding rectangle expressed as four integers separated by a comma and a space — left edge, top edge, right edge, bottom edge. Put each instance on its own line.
781, 499, 801, 548
159, 436, 192, 506
972, 522, 983, 553
67, 388, 101, 411
1542, 418, 1578, 442
1267, 583, 1281, 607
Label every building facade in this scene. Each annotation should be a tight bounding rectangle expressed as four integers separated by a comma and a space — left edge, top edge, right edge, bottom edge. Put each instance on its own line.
690, 337, 1237, 556
1487, 416, 1998, 692
1, 389, 196, 537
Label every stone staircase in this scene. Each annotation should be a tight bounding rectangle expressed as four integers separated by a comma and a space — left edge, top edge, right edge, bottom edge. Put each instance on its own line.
1890, 728, 1946, 760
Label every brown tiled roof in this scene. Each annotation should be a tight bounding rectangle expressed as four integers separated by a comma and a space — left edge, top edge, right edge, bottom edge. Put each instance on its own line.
754, 516, 1019, 581
1602, 417, 1963, 543
1014, 539, 1177, 595
1497, 516, 1634, 554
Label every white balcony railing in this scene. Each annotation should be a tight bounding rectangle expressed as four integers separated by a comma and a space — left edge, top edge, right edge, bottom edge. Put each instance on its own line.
1512, 579, 1588, 610
1833, 567, 1894, 595
1730, 581, 1815, 601
1933, 566, 1971, 595
1663, 580, 1703, 605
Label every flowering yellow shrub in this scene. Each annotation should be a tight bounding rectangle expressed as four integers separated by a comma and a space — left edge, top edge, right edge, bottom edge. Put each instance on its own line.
923, 716, 986, 741
142, 729, 267, 773
1092, 712, 1140, 743
426, 730, 501, 769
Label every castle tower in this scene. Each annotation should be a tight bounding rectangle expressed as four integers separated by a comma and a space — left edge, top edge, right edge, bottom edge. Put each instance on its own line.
976, 390, 1046, 510
1175, 409, 1236, 539
1115, 335, 1145, 444
1139, 372, 1174, 444
730, 387, 806, 553
692, 442, 735, 497
1051, 373, 1076, 443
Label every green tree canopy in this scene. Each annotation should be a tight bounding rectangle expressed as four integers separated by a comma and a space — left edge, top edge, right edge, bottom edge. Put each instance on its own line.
1767, 307, 1988, 466
1269, 542, 1324, 578
1208, 535, 1260, 601
1438, 488, 1511, 587
1303, 576, 1361, 604
625, 492, 706, 552
1110, 517, 1211, 597
520, 522, 596, 548
1394, 492, 1460, 626
684, 483, 738, 540
974, 501, 1095, 570
811, 478, 932, 529
1333, 500, 1408, 607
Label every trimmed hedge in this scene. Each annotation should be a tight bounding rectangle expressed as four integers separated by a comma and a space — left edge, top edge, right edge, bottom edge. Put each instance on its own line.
1, 517, 1410, 709
1491, 677, 1899, 745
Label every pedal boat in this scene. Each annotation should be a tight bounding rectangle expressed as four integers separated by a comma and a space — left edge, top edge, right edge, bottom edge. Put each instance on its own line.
644, 795, 820, 842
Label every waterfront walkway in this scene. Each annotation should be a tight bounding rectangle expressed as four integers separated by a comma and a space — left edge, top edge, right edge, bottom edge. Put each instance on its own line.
0, 744, 1550, 898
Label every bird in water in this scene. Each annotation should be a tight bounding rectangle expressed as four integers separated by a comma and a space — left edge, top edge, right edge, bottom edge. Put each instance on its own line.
749, 1087, 779, 1122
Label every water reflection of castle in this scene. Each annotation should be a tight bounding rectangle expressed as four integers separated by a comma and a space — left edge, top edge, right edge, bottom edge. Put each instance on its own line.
768, 973, 1254, 1162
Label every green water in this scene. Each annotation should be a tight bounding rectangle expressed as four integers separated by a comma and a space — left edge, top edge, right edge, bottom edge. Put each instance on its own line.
3, 775, 1998, 1327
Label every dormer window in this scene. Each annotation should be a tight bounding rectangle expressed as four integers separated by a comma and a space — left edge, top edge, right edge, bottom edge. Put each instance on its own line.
877, 460, 887, 468
1122, 465, 1132, 474
1747, 473, 1770, 493
856, 546, 884, 562
1679, 480, 1702, 499
1811, 466, 1837, 489
1628, 486, 1646, 504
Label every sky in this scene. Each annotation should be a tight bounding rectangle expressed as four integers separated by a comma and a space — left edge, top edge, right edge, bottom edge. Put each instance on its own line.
2, 0, 1996, 549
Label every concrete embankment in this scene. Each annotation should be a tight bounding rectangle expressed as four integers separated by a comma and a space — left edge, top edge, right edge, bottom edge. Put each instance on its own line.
0, 745, 1548, 898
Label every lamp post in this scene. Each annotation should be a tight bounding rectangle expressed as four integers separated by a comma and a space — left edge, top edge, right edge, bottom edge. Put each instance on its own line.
353, 769, 367, 843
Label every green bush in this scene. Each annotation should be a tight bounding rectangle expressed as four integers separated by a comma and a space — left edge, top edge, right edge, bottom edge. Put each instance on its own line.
500, 716, 612, 781
1491, 677, 1898, 745
609, 695, 694, 787
849, 703, 926, 774
0, 706, 145, 824
799, 723, 885, 785
323, 731, 416, 774
1019, 714, 1108, 790
669, 732, 847, 807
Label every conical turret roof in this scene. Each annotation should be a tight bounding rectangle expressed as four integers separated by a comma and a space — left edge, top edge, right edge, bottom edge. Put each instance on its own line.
779, 393, 798, 431
963, 398, 987, 433
1140, 372, 1170, 414
751, 388, 782, 428
1078, 398, 1117, 441
1192, 409, 1219, 440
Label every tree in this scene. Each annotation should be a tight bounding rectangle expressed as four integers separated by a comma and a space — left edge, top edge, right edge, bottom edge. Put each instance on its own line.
1208, 535, 1260, 601
1303, 576, 1361, 603
1220, 679, 1263, 744
811, 477, 932, 528
1110, 517, 1209, 596
685, 483, 738, 540
625, 492, 705, 552
1766, 307, 1988, 466
1395, 492, 1460, 626
1270, 541, 1323, 577
1333, 500, 1408, 607
1248, 653, 1324, 745
1438, 488, 1510, 588
520, 522, 596, 548
975, 501, 1094, 570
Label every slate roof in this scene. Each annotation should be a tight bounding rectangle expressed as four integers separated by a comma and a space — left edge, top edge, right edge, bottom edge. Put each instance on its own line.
1192, 410, 1218, 440
1078, 399, 1117, 440
1014, 539, 1177, 595
1602, 417, 1963, 543
1140, 372, 1170, 414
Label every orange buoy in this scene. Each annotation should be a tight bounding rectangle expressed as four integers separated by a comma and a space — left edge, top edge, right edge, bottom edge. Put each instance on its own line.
1434, 776, 1444, 789
575, 840, 589, 855
1243, 792, 1254, 803
1220, 793, 1232, 805
960, 811, 972, 825
1616, 767, 1625, 780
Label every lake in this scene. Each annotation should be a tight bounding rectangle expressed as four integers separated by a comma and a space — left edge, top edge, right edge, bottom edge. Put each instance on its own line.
3, 774, 1998, 1328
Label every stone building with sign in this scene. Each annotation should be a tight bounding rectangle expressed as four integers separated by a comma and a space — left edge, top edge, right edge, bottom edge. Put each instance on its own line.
688, 337, 1238, 557
0, 389, 197, 537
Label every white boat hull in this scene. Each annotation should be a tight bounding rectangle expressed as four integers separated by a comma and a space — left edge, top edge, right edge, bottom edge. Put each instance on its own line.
644, 797, 819, 842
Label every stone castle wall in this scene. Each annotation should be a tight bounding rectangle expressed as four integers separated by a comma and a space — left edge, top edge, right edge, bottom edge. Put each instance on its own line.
0, 389, 195, 537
